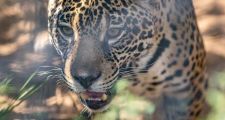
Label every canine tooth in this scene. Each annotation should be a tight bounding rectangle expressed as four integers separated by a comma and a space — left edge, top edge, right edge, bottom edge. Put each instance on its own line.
101, 94, 107, 101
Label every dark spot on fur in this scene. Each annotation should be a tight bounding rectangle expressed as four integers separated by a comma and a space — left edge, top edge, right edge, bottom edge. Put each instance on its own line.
121, 0, 128, 7
183, 58, 190, 67
170, 23, 177, 31
147, 31, 153, 38
172, 33, 178, 40
80, 6, 86, 11
161, 70, 167, 75
175, 69, 183, 77
189, 44, 194, 55
150, 81, 164, 86
168, 60, 177, 68
121, 8, 128, 15
152, 76, 158, 79
147, 87, 155, 91
142, 35, 170, 72
138, 43, 144, 52
105, 0, 111, 4
132, 26, 141, 35
165, 75, 174, 81
102, 3, 111, 11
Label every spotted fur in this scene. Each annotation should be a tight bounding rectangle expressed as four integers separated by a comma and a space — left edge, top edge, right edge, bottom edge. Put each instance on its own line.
48, 0, 207, 119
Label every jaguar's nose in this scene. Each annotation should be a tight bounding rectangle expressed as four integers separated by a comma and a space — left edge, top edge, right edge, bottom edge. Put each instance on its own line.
73, 70, 101, 89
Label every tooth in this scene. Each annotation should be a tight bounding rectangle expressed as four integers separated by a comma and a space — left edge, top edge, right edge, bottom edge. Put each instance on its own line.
88, 98, 101, 101
96, 98, 101, 101
101, 94, 107, 101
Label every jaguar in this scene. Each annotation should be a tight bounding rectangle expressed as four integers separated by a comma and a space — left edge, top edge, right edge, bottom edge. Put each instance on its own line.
48, 0, 207, 119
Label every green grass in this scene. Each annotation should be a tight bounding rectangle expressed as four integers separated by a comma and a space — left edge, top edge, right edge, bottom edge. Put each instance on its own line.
0, 77, 15, 95
205, 71, 225, 120
0, 72, 49, 119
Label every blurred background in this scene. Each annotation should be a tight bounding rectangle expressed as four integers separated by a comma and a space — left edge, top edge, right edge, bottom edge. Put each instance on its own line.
0, 0, 225, 119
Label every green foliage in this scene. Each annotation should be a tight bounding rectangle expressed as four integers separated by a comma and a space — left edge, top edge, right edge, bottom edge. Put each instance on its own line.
0, 77, 15, 95
0, 72, 49, 119
205, 71, 225, 120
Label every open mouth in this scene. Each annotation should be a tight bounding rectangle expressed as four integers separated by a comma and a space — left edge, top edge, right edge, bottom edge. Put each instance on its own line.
79, 90, 115, 111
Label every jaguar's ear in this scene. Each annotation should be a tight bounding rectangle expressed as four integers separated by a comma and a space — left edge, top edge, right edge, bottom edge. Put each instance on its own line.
132, 0, 160, 11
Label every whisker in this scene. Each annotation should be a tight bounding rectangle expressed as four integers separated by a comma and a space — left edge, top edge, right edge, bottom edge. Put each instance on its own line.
98, 76, 118, 90
119, 69, 149, 76
81, 103, 93, 118
119, 57, 158, 72
81, 108, 87, 114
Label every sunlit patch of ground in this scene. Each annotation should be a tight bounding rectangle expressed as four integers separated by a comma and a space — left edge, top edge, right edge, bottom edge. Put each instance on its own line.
194, 0, 225, 74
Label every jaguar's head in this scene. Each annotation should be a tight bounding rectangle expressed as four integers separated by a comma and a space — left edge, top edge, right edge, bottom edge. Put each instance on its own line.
48, 0, 159, 112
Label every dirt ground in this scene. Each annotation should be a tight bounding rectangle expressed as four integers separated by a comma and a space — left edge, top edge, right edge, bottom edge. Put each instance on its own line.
194, 0, 225, 74
0, 0, 225, 119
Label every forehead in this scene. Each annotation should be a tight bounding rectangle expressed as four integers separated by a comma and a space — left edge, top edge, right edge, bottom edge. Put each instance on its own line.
58, 0, 133, 23
61, 0, 130, 10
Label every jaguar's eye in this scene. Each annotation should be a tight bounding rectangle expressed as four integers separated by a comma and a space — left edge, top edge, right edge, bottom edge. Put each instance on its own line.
58, 25, 74, 39
107, 28, 122, 39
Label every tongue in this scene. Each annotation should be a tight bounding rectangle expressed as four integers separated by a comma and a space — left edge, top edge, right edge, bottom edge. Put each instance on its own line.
85, 91, 104, 98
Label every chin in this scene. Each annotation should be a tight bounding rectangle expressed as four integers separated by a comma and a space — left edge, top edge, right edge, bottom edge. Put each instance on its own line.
78, 88, 116, 112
